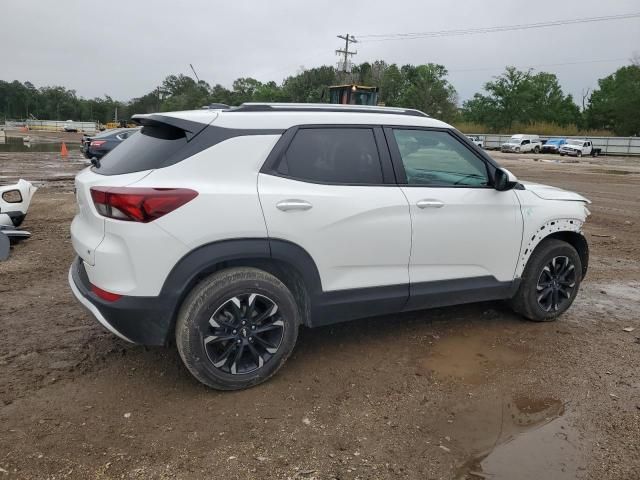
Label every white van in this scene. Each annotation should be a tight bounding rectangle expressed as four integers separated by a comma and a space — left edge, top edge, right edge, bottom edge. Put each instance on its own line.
501, 134, 542, 153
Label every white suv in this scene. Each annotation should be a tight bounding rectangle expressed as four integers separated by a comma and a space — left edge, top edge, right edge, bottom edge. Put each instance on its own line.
69, 103, 591, 390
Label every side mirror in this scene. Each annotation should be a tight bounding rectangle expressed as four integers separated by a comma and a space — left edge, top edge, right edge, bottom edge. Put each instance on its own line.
494, 168, 518, 191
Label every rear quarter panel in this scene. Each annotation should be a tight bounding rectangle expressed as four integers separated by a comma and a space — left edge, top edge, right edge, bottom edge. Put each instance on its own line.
140, 134, 282, 248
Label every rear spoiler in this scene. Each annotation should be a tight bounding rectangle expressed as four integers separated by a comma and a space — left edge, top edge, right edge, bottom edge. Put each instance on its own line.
131, 113, 216, 141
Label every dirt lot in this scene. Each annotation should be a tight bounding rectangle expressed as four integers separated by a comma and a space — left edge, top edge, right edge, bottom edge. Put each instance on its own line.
1, 143, 639, 479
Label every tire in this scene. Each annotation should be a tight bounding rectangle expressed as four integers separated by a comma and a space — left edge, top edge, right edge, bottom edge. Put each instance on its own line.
534, 146, 540, 154
176, 267, 300, 390
559, 153, 565, 157
509, 239, 582, 322
576, 151, 582, 157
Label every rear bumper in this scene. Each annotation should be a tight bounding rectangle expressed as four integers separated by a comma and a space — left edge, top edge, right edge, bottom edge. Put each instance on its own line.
82, 149, 106, 159
68, 257, 174, 345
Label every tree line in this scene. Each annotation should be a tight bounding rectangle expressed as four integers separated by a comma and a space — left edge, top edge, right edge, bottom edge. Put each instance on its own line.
1, 60, 638, 135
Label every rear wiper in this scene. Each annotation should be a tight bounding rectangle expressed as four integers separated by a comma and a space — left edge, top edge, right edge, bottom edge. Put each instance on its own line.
90, 157, 101, 168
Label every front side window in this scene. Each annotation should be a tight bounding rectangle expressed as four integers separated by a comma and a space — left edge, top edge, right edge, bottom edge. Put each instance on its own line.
276, 128, 383, 184
393, 129, 489, 187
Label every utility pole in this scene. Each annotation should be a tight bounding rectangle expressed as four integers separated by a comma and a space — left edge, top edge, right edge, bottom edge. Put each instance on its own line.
189, 64, 201, 83
335, 34, 357, 79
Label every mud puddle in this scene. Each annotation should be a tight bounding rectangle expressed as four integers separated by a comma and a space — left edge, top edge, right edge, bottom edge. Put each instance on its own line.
417, 333, 527, 384
474, 414, 586, 479
447, 395, 587, 479
416, 333, 588, 478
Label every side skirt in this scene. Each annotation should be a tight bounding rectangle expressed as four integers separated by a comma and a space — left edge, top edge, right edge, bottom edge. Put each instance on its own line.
404, 276, 519, 312
309, 276, 519, 328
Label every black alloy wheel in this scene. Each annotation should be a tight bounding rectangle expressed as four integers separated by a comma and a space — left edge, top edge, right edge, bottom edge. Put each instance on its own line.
204, 293, 284, 375
536, 256, 576, 312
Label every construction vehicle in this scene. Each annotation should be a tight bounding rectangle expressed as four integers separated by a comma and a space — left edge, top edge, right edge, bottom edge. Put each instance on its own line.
328, 84, 379, 105
103, 120, 137, 130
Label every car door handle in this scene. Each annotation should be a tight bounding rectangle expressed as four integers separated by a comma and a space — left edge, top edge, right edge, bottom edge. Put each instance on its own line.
416, 199, 444, 209
276, 199, 313, 212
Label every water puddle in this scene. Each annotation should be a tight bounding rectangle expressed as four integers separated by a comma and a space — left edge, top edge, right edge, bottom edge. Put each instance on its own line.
449, 396, 587, 479
590, 168, 634, 175
0, 136, 70, 152
473, 415, 585, 479
415, 333, 588, 478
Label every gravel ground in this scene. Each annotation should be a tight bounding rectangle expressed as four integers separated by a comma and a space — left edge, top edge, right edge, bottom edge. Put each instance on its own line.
0, 143, 639, 479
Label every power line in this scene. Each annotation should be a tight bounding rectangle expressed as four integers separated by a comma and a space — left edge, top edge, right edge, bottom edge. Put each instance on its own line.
447, 57, 629, 74
357, 12, 640, 42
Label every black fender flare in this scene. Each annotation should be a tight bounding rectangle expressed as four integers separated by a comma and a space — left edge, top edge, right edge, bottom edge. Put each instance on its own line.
159, 238, 324, 335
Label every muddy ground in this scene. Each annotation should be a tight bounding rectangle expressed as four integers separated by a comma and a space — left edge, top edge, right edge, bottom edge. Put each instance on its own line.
0, 142, 639, 479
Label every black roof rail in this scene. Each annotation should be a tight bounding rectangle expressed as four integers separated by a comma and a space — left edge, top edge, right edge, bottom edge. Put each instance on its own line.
230, 103, 430, 118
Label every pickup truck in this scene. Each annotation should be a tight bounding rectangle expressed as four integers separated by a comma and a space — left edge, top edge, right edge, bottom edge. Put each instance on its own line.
501, 134, 542, 153
467, 135, 484, 148
559, 139, 602, 157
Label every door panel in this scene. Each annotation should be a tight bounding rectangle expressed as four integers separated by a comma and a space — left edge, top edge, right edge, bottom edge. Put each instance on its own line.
387, 127, 523, 285
401, 187, 522, 283
258, 173, 411, 292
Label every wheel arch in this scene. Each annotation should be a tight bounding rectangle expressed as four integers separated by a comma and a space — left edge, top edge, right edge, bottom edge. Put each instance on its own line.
516, 218, 588, 279
545, 231, 589, 278
160, 239, 322, 342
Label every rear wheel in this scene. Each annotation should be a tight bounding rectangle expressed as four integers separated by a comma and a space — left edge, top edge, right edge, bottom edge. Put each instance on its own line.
509, 239, 582, 322
176, 267, 299, 390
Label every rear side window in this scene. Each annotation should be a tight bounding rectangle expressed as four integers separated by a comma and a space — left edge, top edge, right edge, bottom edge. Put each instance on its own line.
276, 128, 383, 184
94, 125, 187, 175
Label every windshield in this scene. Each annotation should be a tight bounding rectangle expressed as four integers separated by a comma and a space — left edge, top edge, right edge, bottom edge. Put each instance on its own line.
547, 138, 564, 145
507, 136, 521, 143
567, 139, 583, 146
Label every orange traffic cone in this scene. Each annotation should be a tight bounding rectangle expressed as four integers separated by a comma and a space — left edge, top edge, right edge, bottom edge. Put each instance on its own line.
60, 142, 69, 158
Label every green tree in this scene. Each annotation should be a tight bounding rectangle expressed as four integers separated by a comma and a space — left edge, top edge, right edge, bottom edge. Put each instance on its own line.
378, 63, 403, 106
281, 66, 336, 103
585, 65, 640, 136
399, 64, 458, 121
462, 67, 580, 130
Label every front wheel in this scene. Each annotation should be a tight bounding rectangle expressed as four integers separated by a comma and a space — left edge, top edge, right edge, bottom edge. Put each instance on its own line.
176, 267, 300, 390
534, 146, 540, 154
576, 151, 582, 157
509, 239, 582, 322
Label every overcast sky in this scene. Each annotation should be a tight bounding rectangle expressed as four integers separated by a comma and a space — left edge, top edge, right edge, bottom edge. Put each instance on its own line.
2, 0, 639, 104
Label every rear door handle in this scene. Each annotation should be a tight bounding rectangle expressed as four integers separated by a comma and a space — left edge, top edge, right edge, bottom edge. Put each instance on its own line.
276, 199, 313, 212
416, 199, 444, 209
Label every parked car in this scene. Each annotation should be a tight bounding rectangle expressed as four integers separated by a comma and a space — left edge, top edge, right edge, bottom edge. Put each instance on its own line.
63, 120, 78, 132
0, 179, 37, 227
501, 134, 542, 153
467, 135, 484, 148
541, 138, 567, 153
81, 128, 139, 160
69, 103, 591, 390
559, 139, 601, 157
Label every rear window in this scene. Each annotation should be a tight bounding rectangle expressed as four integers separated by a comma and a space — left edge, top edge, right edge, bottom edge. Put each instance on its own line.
93, 125, 187, 175
276, 128, 383, 184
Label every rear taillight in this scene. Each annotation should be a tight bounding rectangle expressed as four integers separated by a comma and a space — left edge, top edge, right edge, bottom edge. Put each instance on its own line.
90, 140, 106, 148
91, 283, 122, 302
90, 187, 198, 223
